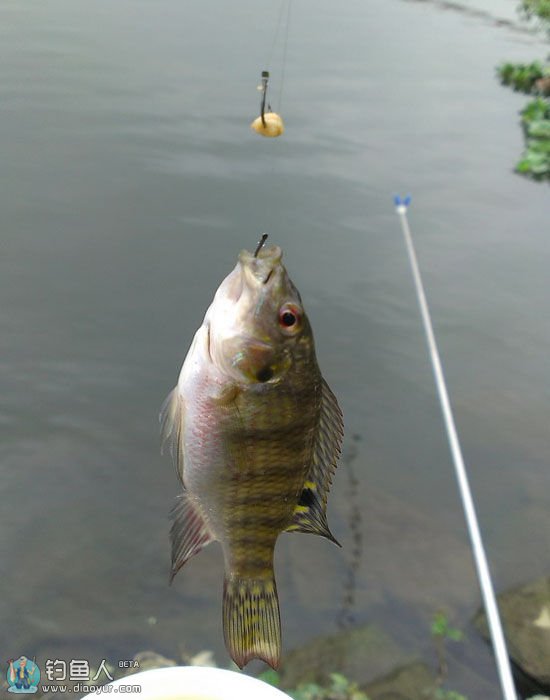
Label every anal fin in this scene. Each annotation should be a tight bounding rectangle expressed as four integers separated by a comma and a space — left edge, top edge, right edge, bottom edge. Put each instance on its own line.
170, 492, 214, 583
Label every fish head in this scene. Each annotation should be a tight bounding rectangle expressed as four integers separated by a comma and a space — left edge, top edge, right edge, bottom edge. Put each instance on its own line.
206, 244, 312, 385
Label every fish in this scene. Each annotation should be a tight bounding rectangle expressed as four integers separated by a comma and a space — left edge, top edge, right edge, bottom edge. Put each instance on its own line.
160, 236, 343, 669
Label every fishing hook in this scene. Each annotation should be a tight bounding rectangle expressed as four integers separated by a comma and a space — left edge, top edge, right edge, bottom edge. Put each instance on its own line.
260, 70, 270, 127
254, 233, 268, 257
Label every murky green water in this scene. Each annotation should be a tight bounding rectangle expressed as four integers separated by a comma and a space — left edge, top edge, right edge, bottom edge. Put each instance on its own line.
1, 0, 549, 695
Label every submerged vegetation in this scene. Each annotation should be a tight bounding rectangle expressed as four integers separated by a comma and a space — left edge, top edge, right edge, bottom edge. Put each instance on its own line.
517, 96, 550, 176
521, 0, 550, 27
430, 611, 464, 681
430, 612, 466, 700
498, 3, 550, 180
497, 60, 549, 93
259, 670, 370, 700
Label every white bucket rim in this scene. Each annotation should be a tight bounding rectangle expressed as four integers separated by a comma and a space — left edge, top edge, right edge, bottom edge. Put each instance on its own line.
80, 665, 292, 700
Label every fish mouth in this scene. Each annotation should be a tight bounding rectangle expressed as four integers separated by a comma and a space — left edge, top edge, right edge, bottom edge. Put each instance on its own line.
239, 245, 283, 288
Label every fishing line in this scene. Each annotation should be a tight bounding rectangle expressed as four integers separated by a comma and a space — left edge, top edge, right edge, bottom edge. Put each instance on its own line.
250, 0, 292, 137
393, 196, 517, 700
265, 0, 288, 73
277, 0, 292, 112
264, 0, 292, 112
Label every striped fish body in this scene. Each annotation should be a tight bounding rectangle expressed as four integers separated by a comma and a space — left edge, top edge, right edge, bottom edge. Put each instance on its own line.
161, 243, 343, 669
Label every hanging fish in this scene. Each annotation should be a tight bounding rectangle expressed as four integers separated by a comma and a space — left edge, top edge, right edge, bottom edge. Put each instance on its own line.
160, 236, 343, 669
251, 70, 285, 138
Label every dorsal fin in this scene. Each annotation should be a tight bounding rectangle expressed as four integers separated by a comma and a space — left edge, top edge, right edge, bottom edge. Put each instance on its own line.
287, 377, 343, 544
160, 387, 185, 484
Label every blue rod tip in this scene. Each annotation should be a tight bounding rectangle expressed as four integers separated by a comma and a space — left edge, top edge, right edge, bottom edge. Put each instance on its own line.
394, 194, 412, 209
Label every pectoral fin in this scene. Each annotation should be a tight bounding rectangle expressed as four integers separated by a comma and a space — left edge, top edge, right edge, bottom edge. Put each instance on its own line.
160, 387, 185, 483
287, 378, 343, 545
170, 492, 214, 583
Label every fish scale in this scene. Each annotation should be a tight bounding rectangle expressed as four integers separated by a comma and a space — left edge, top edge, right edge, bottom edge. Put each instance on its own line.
160, 242, 343, 669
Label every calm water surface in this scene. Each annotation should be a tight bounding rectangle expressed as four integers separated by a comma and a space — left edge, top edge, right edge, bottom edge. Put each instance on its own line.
1, 0, 549, 694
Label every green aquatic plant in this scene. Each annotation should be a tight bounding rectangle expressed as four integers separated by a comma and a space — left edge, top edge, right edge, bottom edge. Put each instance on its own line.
497, 2, 550, 180
526, 117, 550, 137
288, 673, 370, 700
497, 61, 548, 92
430, 611, 465, 695
432, 690, 468, 700
521, 96, 550, 125
430, 611, 464, 643
518, 138, 550, 177
258, 670, 370, 700
520, 0, 550, 27
516, 98, 550, 177
501, 93, 550, 179
257, 668, 282, 687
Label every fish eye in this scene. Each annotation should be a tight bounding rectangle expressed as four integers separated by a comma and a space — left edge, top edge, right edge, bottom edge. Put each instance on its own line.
278, 303, 302, 335
256, 366, 274, 383
281, 312, 296, 327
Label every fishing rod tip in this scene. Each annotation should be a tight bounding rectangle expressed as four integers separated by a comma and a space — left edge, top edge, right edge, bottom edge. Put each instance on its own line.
394, 194, 412, 212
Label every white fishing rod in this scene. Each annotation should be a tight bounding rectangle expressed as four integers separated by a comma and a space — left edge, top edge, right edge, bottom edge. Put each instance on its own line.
393, 196, 517, 700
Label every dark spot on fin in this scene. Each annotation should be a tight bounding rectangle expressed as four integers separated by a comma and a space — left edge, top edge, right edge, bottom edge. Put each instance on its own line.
223, 574, 281, 669
170, 492, 214, 583
287, 377, 344, 546
298, 487, 316, 508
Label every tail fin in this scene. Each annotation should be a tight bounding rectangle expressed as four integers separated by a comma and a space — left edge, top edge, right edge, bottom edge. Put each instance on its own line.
223, 574, 281, 669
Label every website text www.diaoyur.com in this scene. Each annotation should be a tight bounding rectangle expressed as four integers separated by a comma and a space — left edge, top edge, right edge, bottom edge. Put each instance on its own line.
40, 683, 142, 694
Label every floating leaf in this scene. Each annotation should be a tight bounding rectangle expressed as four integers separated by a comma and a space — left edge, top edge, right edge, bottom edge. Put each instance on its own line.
520, 0, 550, 24
517, 157, 534, 173
329, 673, 350, 691
528, 137, 550, 154
530, 160, 550, 175
497, 61, 548, 92
258, 669, 280, 687
528, 119, 550, 137
287, 682, 324, 700
516, 148, 550, 177
430, 611, 464, 642
431, 612, 449, 637
446, 627, 464, 642
433, 690, 468, 700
